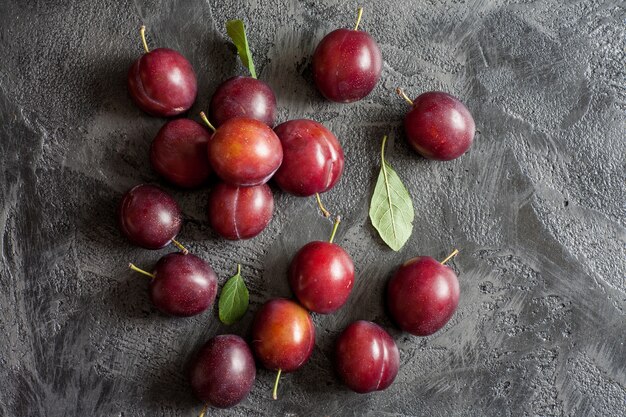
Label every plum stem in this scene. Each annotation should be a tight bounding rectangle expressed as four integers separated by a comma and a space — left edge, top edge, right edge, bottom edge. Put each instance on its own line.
315, 193, 331, 218
328, 216, 342, 244
139, 25, 150, 53
198, 404, 208, 417
354, 7, 364, 31
272, 369, 282, 400
128, 263, 155, 279
199, 111, 216, 132
396, 88, 413, 106
171, 239, 189, 255
440, 249, 459, 265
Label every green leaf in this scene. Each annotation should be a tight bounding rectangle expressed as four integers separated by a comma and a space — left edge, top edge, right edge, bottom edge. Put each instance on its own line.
226, 20, 257, 79
369, 136, 414, 251
218, 264, 249, 325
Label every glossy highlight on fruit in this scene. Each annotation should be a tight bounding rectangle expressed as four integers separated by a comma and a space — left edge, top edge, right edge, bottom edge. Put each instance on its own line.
150, 119, 212, 188
190, 334, 256, 408
387, 254, 460, 336
210, 76, 277, 127
273, 119, 344, 196
207, 182, 274, 240
147, 253, 218, 316
335, 320, 399, 393
251, 298, 315, 373
402, 91, 475, 160
118, 184, 182, 249
127, 27, 197, 117
207, 117, 283, 186
312, 13, 382, 103
289, 239, 354, 314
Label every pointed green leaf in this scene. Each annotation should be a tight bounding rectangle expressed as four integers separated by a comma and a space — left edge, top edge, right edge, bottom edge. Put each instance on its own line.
369, 136, 414, 251
226, 20, 257, 79
218, 264, 249, 325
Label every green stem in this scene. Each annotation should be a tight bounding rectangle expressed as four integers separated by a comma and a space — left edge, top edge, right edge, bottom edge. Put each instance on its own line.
171, 239, 189, 255
236, 264, 241, 275
199, 112, 216, 132
128, 263, 155, 279
272, 369, 282, 400
440, 249, 459, 265
315, 193, 330, 218
139, 26, 150, 53
354, 7, 364, 30
328, 216, 341, 244
396, 88, 413, 105
381, 135, 388, 162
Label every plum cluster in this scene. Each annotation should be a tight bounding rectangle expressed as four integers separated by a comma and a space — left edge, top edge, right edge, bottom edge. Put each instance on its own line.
117, 9, 473, 412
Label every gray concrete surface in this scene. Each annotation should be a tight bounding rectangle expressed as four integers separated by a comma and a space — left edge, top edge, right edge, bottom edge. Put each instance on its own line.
0, 0, 624, 416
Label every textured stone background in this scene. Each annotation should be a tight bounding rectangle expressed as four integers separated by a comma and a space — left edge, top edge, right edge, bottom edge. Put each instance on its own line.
0, 0, 624, 416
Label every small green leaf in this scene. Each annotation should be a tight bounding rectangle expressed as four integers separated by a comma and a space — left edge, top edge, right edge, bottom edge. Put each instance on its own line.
226, 20, 257, 79
218, 264, 249, 325
369, 136, 414, 251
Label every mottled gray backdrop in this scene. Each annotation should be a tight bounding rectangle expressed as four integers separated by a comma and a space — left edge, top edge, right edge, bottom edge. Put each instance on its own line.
0, 0, 624, 416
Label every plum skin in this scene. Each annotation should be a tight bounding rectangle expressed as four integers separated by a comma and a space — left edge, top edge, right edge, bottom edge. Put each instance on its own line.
288, 241, 354, 313
127, 48, 197, 117
118, 184, 182, 250
209, 76, 277, 127
207, 117, 283, 186
189, 334, 256, 408
387, 256, 460, 336
150, 119, 212, 188
273, 119, 345, 196
403, 92, 475, 161
335, 320, 400, 393
148, 253, 217, 317
251, 298, 315, 373
312, 29, 382, 103
207, 182, 274, 240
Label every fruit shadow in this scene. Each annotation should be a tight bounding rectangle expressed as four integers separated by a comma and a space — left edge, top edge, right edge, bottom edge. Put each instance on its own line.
72, 52, 162, 193
73, 178, 160, 319
146, 356, 198, 412
298, 60, 328, 106
106, 266, 156, 320
199, 38, 241, 105
78, 47, 144, 120
260, 28, 329, 120
260, 196, 335, 300
285, 347, 381, 410
165, 178, 219, 245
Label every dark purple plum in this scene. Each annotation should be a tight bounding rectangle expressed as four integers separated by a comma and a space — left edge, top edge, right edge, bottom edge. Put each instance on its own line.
387, 250, 460, 336
207, 117, 283, 186
335, 320, 399, 393
150, 119, 212, 188
127, 26, 197, 117
129, 253, 217, 317
209, 76, 277, 127
207, 182, 274, 240
190, 334, 256, 408
118, 184, 182, 250
273, 119, 344, 197
312, 9, 382, 102
400, 90, 475, 160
